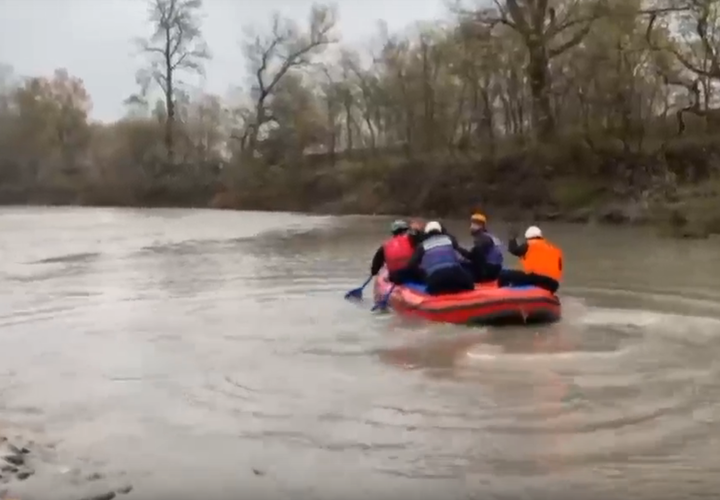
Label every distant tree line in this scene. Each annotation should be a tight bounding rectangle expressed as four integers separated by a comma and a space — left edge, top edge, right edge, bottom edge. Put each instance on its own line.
1, 0, 719, 232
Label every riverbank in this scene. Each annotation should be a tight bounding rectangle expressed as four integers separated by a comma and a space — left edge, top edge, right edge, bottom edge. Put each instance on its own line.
196, 135, 720, 239
1, 171, 718, 239
1, 135, 719, 238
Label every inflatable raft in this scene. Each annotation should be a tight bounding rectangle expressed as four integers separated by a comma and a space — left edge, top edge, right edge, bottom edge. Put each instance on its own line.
373, 268, 560, 325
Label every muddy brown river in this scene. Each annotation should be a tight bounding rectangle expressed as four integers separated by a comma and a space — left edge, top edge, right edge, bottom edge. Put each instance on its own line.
1, 207, 719, 500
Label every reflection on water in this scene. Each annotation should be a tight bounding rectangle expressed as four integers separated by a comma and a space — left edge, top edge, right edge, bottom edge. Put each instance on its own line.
0, 207, 719, 499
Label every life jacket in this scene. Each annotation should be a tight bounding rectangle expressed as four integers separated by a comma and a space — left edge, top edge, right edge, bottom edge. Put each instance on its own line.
520, 238, 563, 281
420, 234, 460, 276
382, 234, 414, 272
479, 232, 504, 266
487, 233, 504, 266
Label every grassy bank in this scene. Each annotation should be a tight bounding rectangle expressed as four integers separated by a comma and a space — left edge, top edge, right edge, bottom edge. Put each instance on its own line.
2, 133, 717, 239
209, 133, 720, 239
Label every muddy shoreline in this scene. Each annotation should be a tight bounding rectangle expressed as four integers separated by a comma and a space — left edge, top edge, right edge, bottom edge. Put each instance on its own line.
0, 185, 715, 241
0, 196, 654, 225
0, 434, 132, 500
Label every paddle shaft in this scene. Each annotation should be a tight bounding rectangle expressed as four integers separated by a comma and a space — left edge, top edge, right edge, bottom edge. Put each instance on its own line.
373, 284, 395, 311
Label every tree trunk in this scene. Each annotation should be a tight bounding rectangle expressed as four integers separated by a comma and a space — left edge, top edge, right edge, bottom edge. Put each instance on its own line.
164, 28, 175, 167
527, 47, 554, 140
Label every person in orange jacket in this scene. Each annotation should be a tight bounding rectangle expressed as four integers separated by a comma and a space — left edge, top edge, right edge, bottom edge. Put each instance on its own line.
497, 225, 562, 293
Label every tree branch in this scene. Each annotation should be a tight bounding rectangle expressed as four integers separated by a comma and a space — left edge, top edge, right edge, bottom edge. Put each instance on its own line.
548, 21, 594, 58
646, 11, 720, 79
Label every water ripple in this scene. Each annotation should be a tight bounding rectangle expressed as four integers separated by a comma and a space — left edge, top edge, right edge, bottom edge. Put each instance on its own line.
0, 208, 719, 499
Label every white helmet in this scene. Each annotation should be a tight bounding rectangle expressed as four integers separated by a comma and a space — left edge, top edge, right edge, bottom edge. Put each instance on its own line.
424, 221, 442, 234
524, 225, 542, 239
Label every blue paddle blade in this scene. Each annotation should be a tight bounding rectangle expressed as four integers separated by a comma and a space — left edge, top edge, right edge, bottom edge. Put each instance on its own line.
345, 288, 364, 300
345, 276, 373, 301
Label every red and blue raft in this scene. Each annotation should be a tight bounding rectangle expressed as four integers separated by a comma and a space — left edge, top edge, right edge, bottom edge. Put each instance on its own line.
373, 268, 561, 325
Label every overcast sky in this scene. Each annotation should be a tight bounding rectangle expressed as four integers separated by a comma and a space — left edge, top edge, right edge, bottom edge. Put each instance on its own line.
0, 0, 448, 122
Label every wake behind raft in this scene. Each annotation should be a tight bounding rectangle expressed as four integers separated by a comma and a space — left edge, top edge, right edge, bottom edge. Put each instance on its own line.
372, 268, 561, 325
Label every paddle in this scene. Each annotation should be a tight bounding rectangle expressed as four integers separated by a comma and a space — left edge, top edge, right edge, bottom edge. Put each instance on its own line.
371, 284, 396, 311
345, 276, 373, 300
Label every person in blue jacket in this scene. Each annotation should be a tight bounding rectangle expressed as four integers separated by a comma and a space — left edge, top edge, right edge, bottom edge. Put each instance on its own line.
403, 221, 475, 295
462, 212, 504, 282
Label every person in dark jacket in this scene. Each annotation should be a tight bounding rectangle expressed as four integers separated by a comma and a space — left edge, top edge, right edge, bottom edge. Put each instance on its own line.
402, 221, 474, 295
462, 213, 504, 283
370, 219, 423, 284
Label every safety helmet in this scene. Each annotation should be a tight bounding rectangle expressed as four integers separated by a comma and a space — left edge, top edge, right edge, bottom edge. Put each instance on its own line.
524, 225, 542, 239
424, 221, 442, 234
390, 219, 409, 235
470, 213, 487, 224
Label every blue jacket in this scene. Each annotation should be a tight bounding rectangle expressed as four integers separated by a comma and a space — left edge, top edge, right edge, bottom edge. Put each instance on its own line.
485, 232, 504, 266
470, 230, 504, 267
419, 234, 462, 276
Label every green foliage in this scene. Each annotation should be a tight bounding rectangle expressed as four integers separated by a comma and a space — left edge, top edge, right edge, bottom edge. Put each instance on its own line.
549, 177, 607, 210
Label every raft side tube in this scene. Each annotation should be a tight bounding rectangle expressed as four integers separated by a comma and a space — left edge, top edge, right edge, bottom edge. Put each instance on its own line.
373, 268, 561, 325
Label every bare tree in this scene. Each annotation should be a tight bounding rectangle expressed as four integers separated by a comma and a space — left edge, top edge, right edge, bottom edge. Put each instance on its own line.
459, 0, 609, 139
134, 0, 210, 166
238, 4, 337, 156
645, 0, 720, 133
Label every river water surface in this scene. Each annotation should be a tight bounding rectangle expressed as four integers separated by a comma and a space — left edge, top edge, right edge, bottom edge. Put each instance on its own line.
1, 207, 719, 500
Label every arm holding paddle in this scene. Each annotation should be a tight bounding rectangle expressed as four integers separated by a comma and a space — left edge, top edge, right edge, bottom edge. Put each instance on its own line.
450, 234, 472, 261
345, 247, 385, 300
345, 246, 385, 300
370, 246, 385, 277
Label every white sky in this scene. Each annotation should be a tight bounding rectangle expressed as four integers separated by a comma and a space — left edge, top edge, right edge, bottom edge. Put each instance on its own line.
0, 0, 449, 122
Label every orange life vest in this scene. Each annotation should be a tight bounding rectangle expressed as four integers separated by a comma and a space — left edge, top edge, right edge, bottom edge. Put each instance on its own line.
520, 238, 563, 281
383, 234, 414, 272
